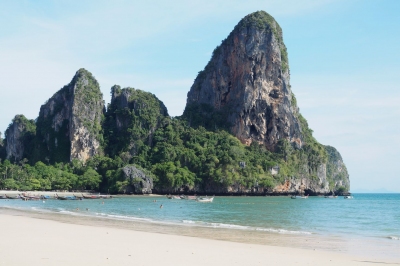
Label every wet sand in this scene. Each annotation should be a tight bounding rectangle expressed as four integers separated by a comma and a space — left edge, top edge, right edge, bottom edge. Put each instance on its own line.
0, 208, 398, 266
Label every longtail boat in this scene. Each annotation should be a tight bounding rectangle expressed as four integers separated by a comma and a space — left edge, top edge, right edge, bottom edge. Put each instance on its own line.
186, 196, 197, 200
5, 194, 21, 199
21, 195, 40, 201
196, 196, 214, 203
82, 194, 112, 199
56, 194, 77, 200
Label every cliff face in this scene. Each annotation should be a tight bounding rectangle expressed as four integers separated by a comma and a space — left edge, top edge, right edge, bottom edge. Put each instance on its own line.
184, 11, 302, 151
0, 132, 5, 160
5, 115, 36, 162
121, 165, 153, 194
35, 69, 104, 163
325, 145, 350, 191
104, 86, 168, 158
182, 11, 350, 194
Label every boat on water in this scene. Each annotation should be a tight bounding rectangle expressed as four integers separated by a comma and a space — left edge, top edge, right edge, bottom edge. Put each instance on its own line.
81, 194, 112, 199
344, 195, 354, 199
5, 194, 21, 199
290, 195, 308, 199
324, 195, 338, 198
0, 195, 7, 199
56, 194, 78, 200
166, 195, 181, 199
22, 195, 41, 201
40, 195, 52, 199
196, 196, 214, 203
186, 196, 198, 200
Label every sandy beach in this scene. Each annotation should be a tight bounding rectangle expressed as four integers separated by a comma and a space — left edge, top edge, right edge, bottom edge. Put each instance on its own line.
0, 211, 398, 266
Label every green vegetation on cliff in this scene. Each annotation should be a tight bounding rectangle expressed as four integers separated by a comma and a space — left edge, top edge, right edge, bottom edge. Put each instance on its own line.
73, 68, 104, 145
0, 80, 348, 194
5, 115, 36, 162
0, 11, 349, 194
103, 86, 168, 158
34, 68, 104, 164
0, 132, 5, 160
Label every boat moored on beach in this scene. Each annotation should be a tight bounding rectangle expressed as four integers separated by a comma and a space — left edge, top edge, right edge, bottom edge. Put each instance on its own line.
82, 193, 112, 199
5, 194, 21, 199
56, 194, 79, 200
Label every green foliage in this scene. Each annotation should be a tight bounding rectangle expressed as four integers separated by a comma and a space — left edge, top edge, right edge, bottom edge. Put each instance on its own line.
336, 186, 348, 194
0, 159, 102, 191
182, 103, 232, 132
4, 115, 36, 162
103, 87, 168, 158
0, 131, 6, 161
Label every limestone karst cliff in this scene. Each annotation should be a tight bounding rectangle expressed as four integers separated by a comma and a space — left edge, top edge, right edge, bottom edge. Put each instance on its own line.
34, 69, 104, 163
4, 115, 36, 162
183, 11, 349, 194
0, 11, 350, 195
0, 132, 5, 159
184, 11, 302, 151
103, 86, 169, 158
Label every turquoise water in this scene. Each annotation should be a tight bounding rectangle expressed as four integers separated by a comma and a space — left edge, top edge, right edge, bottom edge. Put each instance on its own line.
1, 194, 399, 241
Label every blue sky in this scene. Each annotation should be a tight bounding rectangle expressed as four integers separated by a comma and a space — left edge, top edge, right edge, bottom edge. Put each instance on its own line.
0, 0, 399, 192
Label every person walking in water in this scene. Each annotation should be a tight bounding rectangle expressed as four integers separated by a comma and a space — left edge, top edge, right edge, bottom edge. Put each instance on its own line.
160, 204, 163, 209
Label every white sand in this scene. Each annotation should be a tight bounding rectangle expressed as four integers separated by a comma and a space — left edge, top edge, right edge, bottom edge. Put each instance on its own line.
0, 213, 396, 266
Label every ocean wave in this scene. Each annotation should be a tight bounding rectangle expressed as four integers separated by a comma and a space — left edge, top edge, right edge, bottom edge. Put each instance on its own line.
388, 236, 399, 240
210, 223, 250, 230
59, 210, 80, 215
182, 219, 311, 235
256, 227, 312, 235
95, 212, 152, 222
182, 220, 196, 224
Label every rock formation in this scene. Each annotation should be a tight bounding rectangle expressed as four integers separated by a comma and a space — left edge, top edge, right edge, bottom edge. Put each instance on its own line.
325, 145, 350, 190
183, 11, 349, 194
184, 11, 302, 151
35, 69, 104, 163
121, 165, 153, 194
5, 115, 36, 162
0, 132, 5, 160
104, 86, 168, 157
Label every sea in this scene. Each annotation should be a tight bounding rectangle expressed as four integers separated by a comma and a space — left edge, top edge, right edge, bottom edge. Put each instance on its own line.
1, 193, 399, 260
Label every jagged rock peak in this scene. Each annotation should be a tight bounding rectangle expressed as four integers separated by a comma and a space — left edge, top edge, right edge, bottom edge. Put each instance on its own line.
5, 115, 36, 162
35, 68, 104, 163
184, 10, 302, 151
110, 85, 168, 117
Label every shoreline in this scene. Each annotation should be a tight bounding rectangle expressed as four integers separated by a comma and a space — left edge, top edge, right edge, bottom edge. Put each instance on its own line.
1, 207, 399, 265
0, 190, 357, 197
1, 211, 396, 266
